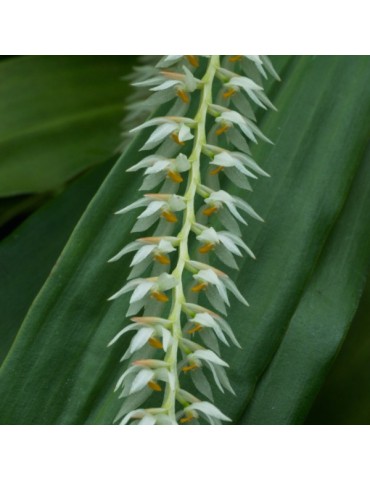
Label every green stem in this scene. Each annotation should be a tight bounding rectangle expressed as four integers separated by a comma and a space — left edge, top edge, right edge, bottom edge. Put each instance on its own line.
161, 55, 220, 422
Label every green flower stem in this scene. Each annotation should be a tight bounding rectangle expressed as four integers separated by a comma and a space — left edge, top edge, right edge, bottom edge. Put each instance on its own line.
162, 55, 220, 421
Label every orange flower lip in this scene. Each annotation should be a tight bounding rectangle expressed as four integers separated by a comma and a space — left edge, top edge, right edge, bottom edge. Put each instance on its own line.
187, 324, 203, 335
154, 253, 170, 265
148, 380, 162, 392
203, 205, 218, 216
223, 88, 236, 98
191, 282, 208, 292
148, 337, 164, 349
216, 124, 229, 136
167, 170, 184, 183
171, 132, 185, 145
210, 166, 224, 175
161, 210, 178, 223
182, 364, 198, 373
198, 242, 214, 254
176, 89, 190, 104
185, 55, 199, 68
151, 290, 170, 302
179, 415, 194, 424
229, 55, 243, 62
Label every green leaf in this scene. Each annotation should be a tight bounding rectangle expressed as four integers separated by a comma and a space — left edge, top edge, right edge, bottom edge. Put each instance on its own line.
0, 160, 114, 365
238, 144, 370, 424
0, 56, 369, 424
0, 194, 48, 234
0, 56, 134, 197
305, 271, 370, 425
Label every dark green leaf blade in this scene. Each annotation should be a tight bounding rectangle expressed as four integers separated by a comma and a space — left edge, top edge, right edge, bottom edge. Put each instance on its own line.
0, 160, 114, 364
0, 194, 48, 235
305, 271, 370, 425
239, 145, 370, 424
0, 55, 133, 196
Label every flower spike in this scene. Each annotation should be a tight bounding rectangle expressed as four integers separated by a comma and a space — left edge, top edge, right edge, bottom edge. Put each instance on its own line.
108, 55, 278, 424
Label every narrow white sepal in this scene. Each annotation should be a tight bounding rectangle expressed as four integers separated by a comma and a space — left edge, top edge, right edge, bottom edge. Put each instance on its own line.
138, 201, 165, 219
108, 241, 141, 263
129, 369, 154, 395
108, 323, 141, 347
115, 197, 148, 215
130, 244, 156, 266
130, 281, 154, 304
141, 123, 177, 151
185, 402, 231, 422
129, 327, 154, 354
191, 349, 229, 367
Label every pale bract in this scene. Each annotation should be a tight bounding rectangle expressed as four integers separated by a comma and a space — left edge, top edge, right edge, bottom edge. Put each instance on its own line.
107, 55, 278, 425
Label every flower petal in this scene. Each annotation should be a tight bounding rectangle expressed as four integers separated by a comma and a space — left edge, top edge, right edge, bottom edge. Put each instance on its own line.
185, 401, 231, 422
130, 281, 154, 304
141, 123, 178, 151
129, 369, 155, 395
108, 241, 141, 263
115, 197, 148, 215
138, 200, 165, 219
192, 349, 229, 367
108, 323, 141, 347
130, 244, 156, 266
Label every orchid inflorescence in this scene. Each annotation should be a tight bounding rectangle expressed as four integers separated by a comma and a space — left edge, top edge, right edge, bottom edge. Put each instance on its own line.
108, 55, 279, 425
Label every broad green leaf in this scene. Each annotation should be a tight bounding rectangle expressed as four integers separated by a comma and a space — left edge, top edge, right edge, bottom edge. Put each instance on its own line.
0, 194, 48, 234
0, 56, 369, 424
305, 272, 370, 425
0, 56, 133, 197
0, 160, 115, 364
238, 145, 370, 424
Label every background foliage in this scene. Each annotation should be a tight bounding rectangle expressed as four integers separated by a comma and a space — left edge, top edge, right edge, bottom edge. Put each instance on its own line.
0, 55, 369, 424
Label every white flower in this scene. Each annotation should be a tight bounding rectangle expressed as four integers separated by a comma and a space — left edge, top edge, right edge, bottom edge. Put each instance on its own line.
130, 116, 195, 150
216, 110, 272, 143
210, 151, 257, 177
151, 67, 200, 103
203, 189, 263, 225
196, 226, 255, 266
115, 359, 174, 398
186, 312, 228, 345
193, 268, 229, 305
127, 153, 190, 185
182, 401, 231, 424
180, 338, 229, 370
129, 239, 176, 268
108, 316, 173, 357
184, 303, 241, 348
133, 66, 200, 104
156, 55, 200, 69
188, 260, 249, 308
108, 272, 177, 304
119, 407, 174, 425
224, 150, 270, 177
217, 64, 277, 110
115, 193, 186, 229
180, 339, 236, 396
202, 144, 269, 191
109, 236, 178, 264
156, 55, 184, 68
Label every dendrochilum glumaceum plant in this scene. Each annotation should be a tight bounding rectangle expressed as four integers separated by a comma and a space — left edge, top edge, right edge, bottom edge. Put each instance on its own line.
108, 55, 279, 425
